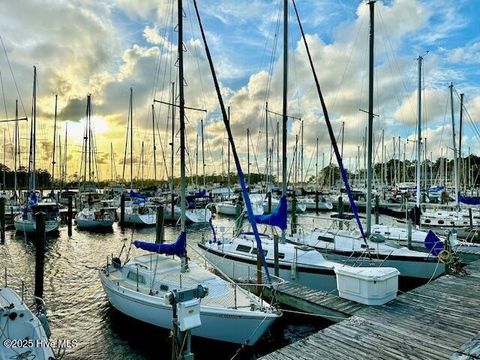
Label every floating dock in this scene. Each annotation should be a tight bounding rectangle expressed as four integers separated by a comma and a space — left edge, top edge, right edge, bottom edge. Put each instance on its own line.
263, 281, 365, 323
261, 260, 480, 359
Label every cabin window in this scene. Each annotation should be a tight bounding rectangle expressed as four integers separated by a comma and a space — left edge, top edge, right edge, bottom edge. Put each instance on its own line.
278, 253, 285, 259
463, 222, 468, 225
236, 244, 251, 253
438, 220, 444, 225
251, 248, 268, 257
450, 222, 455, 225
384, 232, 391, 235
425, 219, 431, 224
127, 271, 146, 284
317, 235, 334, 243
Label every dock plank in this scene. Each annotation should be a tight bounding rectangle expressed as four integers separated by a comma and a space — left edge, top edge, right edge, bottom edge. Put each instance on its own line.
261, 260, 480, 360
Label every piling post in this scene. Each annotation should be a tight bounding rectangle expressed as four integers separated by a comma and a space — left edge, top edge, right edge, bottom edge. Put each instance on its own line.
35, 212, 46, 304
469, 208, 473, 229
374, 195, 379, 225
67, 196, 73, 237
291, 194, 297, 235
0, 198, 5, 244
337, 196, 344, 230
156, 206, 165, 244
267, 192, 272, 214
120, 193, 125, 229
407, 219, 412, 250
315, 191, 319, 214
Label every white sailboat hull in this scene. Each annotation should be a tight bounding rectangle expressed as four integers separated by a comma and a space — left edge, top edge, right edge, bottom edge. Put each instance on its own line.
14, 216, 60, 233
0, 287, 55, 360
200, 243, 338, 293
99, 271, 276, 344
164, 205, 212, 223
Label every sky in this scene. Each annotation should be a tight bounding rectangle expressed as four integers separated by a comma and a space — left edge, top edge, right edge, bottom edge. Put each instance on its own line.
0, 0, 479, 183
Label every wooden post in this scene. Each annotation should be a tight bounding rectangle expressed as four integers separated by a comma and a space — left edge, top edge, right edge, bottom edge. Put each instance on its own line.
120, 193, 125, 228
407, 219, 412, 250
156, 206, 165, 244
315, 191, 319, 214
0, 198, 5, 244
374, 195, 379, 225
35, 212, 46, 303
469, 208, 473, 229
291, 194, 297, 235
267, 191, 272, 214
337, 196, 344, 230
67, 196, 73, 237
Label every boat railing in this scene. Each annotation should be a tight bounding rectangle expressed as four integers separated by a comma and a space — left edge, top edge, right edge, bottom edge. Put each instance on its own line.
187, 244, 283, 310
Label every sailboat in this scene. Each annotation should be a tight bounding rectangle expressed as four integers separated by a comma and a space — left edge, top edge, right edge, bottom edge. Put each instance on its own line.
100, 0, 279, 345
286, 1, 445, 280
14, 66, 61, 234
116, 88, 157, 226
0, 286, 55, 359
75, 95, 115, 230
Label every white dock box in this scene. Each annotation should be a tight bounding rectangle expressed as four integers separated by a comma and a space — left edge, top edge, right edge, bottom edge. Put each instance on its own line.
335, 267, 399, 305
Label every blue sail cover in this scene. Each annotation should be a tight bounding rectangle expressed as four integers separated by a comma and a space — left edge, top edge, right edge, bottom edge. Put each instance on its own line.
254, 196, 287, 230
424, 230, 444, 256
459, 195, 480, 205
28, 192, 38, 206
129, 191, 146, 199
133, 231, 186, 257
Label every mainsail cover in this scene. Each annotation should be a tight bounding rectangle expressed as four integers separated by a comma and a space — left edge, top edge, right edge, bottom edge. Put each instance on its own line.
133, 231, 186, 257
424, 230, 444, 256
254, 196, 287, 230
459, 195, 480, 205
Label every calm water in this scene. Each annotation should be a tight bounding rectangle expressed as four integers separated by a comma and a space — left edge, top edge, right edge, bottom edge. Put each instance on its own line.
0, 214, 333, 360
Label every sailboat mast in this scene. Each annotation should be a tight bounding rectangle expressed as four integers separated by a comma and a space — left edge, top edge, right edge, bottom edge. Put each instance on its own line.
449, 83, 459, 205
315, 137, 319, 193
201, 118, 205, 189
265, 101, 269, 188
51, 94, 58, 191
29, 66, 37, 192
129, 88, 133, 190
152, 103, 157, 182
277, 0, 288, 276
366, 0, 375, 236
227, 107, 231, 197
64, 124, 68, 189
170, 82, 175, 206
14, 100, 18, 196
415, 55, 423, 207
301, 119, 304, 184
178, 0, 186, 233
247, 128, 250, 187
459, 93, 464, 191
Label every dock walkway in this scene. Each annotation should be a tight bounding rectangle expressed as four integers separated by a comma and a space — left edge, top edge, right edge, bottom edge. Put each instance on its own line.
261, 261, 480, 359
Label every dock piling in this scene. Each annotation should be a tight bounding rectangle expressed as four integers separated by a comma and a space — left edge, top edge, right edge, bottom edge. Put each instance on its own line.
67, 196, 73, 237
35, 212, 46, 304
156, 206, 164, 244
120, 193, 125, 229
0, 198, 5, 244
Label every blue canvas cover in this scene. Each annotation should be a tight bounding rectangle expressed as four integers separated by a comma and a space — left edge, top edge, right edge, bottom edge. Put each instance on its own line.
459, 195, 480, 205
254, 196, 287, 230
424, 230, 444, 256
133, 231, 186, 257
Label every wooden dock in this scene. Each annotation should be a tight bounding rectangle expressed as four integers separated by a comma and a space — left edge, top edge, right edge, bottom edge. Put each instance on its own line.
263, 281, 366, 323
261, 260, 480, 360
